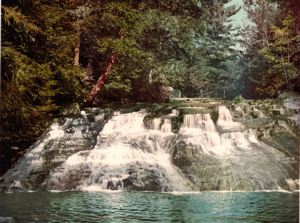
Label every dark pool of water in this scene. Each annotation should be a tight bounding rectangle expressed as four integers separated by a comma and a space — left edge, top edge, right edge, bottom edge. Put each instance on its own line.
0, 191, 298, 223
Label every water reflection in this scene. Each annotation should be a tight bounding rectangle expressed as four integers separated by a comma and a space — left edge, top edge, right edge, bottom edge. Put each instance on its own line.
0, 192, 298, 223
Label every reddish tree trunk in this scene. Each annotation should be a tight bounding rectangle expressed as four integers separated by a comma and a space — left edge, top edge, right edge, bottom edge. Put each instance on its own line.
87, 53, 118, 104
86, 31, 123, 104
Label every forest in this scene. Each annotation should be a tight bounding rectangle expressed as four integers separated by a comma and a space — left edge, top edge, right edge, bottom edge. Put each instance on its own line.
1, 0, 299, 173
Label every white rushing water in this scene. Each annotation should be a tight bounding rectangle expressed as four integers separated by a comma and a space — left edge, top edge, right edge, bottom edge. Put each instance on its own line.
1, 105, 298, 192
178, 106, 296, 190
179, 106, 256, 156
47, 111, 189, 191
2, 123, 65, 191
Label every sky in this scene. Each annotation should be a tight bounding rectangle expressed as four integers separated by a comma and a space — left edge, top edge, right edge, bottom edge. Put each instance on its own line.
225, 0, 249, 28
224, 0, 250, 51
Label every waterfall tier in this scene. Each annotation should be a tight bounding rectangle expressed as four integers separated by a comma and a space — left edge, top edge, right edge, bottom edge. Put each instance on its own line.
0, 105, 298, 192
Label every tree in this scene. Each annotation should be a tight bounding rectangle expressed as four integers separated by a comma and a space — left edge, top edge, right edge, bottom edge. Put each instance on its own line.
191, 0, 242, 98
79, 0, 205, 102
242, 0, 300, 97
257, 13, 298, 96
1, 1, 86, 168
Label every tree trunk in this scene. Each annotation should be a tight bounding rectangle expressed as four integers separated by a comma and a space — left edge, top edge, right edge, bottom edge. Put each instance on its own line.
73, 28, 80, 66
86, 31, 123, 105
86, 53, 118, 104
290, 1, 300, 35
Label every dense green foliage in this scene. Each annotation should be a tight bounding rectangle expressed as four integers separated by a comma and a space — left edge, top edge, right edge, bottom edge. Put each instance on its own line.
63, 0, 245, 101
0, 0, 299, 173
1, 1, 86, 171
242, 0, 300, 97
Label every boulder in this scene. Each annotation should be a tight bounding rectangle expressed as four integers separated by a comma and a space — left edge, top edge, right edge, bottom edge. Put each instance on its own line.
61, 103, 80, 116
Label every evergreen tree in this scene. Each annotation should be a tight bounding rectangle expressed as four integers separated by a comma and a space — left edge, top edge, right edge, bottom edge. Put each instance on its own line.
242, 0, 299, 97
1, 1, 86, 161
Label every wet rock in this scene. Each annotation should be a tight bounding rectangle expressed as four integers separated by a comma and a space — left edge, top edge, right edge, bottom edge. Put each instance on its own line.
122, 176, 134, 189
1, 99, 299, 192
107, 180, 122, 190
0, 217, 15, 223
173, 142, 192, 168
0, 108, 112, 191
232, 106, 244, 118
61, 103, 80, 116
286, 179, 300, 190
250, 107, 264, 118
6, 180, 24, 192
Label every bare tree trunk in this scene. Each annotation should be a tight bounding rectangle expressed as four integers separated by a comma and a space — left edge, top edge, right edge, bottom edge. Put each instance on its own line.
73, 28, 80, 66
86, 53, 118, 104
86, 31, 123, 105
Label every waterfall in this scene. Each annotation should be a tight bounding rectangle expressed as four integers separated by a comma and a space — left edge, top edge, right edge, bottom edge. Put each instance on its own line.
217, 106, 242, 130
218, 106, 233, 123
178, 106, 295, 190
0, 105, 298, 192
178, 106, 272, 156
45, 112, 189, 191
179, 113, 222, 155
0, 123, 65, 188
150, 118, 162, 130
161, 119, 172, 133
149, 118, 172, 133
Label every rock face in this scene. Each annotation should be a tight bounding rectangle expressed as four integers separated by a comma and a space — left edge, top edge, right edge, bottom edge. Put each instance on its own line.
173, 104, 299, 191
284, 95, 300, 127
0, 108, 113, 191
61, 103, 81, 116
0, 98, 299, 192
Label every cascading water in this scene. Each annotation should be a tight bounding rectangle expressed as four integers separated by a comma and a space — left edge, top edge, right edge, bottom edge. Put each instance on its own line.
44, 111, 189, 191
0, 104, 298, 192
177, 106, 298, 190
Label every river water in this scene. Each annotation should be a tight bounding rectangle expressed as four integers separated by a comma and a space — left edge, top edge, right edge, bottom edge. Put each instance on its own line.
0, 191, 298, 222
